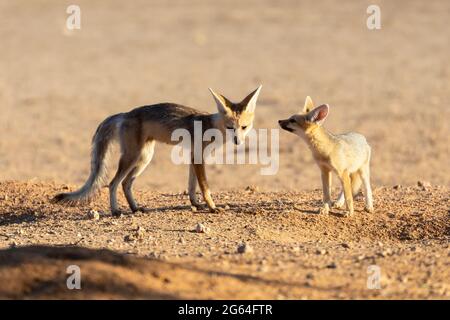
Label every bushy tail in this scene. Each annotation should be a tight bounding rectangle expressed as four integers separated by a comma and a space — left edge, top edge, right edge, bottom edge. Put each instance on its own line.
54, 113, 124, 204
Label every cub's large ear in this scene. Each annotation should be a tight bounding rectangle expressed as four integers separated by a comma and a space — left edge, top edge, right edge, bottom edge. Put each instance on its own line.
240, 85, 262, 113
301, 96, 314, 113
306, 104, 329, 125
209, 88, 233, 114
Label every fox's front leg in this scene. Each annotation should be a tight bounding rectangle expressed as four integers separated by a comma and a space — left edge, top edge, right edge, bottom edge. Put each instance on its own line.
192, 163, 222, 213
319, 167, 332, 214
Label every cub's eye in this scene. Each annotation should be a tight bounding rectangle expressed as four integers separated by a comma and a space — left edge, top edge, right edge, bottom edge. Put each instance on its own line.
241, 126, 247, 130
226, 126, 234, 130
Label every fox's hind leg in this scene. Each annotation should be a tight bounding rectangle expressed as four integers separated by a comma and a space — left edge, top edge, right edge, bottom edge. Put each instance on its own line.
360, 162, 374, 213
188, 164, 202, 209
109, 153, 140, 217
109, 130, 143, 216
122, 140, 155, 213
334, 172, 361, 209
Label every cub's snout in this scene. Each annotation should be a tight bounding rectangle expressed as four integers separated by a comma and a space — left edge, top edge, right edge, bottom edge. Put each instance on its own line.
278, 119, 293, 132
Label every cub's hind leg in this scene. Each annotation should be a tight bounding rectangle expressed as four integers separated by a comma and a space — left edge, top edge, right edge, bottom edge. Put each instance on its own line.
360, 162, 374, 213
334, 172, 361, 209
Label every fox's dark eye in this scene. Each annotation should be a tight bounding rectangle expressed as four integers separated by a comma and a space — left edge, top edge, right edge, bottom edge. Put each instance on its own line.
289, 119, 296, 123
241, 126, 247, 130
226, 126, 234, 130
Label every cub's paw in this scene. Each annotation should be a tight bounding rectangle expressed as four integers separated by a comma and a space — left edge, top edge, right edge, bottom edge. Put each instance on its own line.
318, 205, 330, 215
342, 210, 354, 218
333, 199, 345, 209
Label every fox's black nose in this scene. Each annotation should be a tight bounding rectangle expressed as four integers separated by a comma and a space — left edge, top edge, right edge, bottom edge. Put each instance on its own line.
233, 136, 238, 145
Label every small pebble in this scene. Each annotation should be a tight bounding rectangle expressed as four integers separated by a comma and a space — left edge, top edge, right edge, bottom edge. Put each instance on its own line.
195, 223, 209, 233
88, 210, 100, 220
417, 180, 431, 191
315, 249, 327, 255
237, 243, 253, 254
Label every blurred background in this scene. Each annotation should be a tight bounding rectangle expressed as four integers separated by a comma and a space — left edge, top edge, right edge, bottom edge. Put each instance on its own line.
0, 0, 448, 191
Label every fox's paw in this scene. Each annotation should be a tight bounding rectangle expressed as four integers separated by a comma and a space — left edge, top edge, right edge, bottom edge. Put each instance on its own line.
132, 207, 148, 213
364, 206, 374, 213
111, 210, 124, 218
209, 207, 225, 213
190, 203, 207, 212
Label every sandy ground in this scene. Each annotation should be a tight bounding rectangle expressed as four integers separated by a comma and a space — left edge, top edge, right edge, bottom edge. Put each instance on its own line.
0, 0, 449, 299
0, 181, 448, 299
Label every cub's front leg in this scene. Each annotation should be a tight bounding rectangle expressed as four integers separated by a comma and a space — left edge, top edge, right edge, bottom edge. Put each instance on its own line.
319, 167, 332, 214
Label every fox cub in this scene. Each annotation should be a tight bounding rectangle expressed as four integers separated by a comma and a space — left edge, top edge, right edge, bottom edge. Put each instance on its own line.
55, 86, 262, 216
278, 96, 373, 216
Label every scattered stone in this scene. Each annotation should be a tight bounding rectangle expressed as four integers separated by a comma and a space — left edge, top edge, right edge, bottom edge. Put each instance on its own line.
388, 212, 396, 219
326, 262, 337, 269
356, 254, 366, 261
190, 206, 197, 212
135, 226, 146, 239
0, 194, 8, 201
315, 249, 327, 255
88, 210, 100, 220
179, 238, 186, 245
306, 273, 314, 280
378, 248, 393, 257
124, 234, 136, 242
224, 205, 230, 210
341, 243, 350, 249
393, 184, 402, 190
245, 185, 259, 193
417, 180, 431, 191
237, 242, 254, 254
195, 223, 209, 233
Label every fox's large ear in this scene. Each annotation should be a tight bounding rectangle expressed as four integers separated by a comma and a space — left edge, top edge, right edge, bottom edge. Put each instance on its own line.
307, 104, 329, 125
241, 85, 262, 113
301, 96, 314, 113
209, 88, 233, 114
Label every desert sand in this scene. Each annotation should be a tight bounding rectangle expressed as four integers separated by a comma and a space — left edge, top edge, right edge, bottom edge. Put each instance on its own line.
0, 0, 448, 299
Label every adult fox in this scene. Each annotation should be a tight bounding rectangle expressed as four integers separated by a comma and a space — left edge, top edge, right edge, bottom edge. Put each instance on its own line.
55, 86, 262, 216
